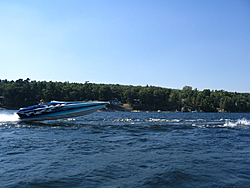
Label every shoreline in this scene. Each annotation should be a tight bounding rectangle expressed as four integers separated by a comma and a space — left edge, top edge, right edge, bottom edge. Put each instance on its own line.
1, 106, 249, 113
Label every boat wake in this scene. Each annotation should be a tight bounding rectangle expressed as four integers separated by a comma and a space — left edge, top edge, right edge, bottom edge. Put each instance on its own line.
102, 117, 250, 129
0, 113, 20, 122
223, 118, 250, 128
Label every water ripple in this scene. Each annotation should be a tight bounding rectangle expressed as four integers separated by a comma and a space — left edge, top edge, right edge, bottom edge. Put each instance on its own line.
1, 111, 250, 187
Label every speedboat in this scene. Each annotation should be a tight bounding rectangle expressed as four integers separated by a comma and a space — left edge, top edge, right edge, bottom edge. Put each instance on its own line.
17, 101, 109, 121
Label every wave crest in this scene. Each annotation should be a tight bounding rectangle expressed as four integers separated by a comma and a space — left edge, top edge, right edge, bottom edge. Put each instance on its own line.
223, 118, 250, 128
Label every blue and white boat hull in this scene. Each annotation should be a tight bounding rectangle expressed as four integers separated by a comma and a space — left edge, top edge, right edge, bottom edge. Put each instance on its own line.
17, 101, 109, 121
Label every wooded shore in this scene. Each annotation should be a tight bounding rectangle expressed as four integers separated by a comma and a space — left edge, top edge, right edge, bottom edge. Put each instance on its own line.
1, 78, 250, 112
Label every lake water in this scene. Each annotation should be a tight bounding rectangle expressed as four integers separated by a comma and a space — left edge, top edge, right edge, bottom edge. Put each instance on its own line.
1, 110, 250, 187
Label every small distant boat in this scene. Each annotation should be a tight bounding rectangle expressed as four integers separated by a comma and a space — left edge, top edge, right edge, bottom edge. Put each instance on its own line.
17, 101, 109, 121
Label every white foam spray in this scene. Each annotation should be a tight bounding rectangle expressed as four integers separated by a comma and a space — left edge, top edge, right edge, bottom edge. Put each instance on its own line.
223, 118, 250, 128
0, 113, 20, 122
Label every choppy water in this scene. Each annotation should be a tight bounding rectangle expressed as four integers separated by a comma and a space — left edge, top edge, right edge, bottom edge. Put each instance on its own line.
1, 110, 250, 187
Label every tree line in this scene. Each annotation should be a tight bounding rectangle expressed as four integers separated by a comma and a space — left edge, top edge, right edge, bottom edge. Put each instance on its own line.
0, 78, 250, 112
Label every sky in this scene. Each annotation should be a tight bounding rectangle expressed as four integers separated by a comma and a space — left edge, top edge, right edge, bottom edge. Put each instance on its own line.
1, 0, 250, 92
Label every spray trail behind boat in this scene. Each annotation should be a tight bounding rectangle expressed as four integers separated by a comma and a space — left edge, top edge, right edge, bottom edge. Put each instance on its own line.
0, 112, 19, 122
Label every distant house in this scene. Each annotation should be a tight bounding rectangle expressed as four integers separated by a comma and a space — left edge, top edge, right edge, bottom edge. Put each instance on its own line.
133, 99, 143, 105
110, 98, 122, 106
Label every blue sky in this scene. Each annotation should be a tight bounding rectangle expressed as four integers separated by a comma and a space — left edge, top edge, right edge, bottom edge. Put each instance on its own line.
1, 0, 250, 92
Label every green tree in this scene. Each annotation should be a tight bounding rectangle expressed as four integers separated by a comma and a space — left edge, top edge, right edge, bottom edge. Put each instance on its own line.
169, 90, 181, 111
99, 85, 112, 101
